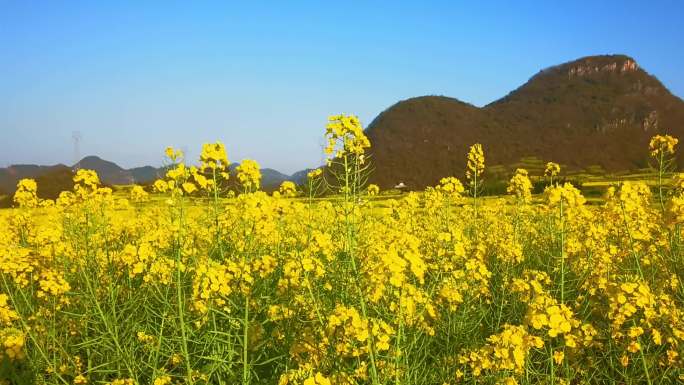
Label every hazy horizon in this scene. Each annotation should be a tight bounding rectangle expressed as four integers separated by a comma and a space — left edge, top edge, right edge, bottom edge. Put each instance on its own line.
2, 1, 684, 174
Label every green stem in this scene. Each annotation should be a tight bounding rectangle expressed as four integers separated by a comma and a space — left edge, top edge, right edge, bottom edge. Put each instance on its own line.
174, 187, 194, 385
343, 155, 379, 385
559, 198, 565, 304
243, 295, 250, 385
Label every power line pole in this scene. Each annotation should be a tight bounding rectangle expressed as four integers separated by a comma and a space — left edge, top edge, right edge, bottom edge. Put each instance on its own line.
72, 131, 82, 169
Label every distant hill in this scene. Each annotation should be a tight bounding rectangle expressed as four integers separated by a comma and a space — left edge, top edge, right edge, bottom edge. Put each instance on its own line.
0, 156, 304, 196
290, 168, 316, 185
261, 168, 292, 191
227, 163, 292, 191
0, 156, 166, 195
34, 166, 75, 200
130, 166, 162, 184
76, 156, 133, 185
73, 156, 168, 185
0, 164, 70, 196
0, 164, 74, 207
365, 54, 684, 189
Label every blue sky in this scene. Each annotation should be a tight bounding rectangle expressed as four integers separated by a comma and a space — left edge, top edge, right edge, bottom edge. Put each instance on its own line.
1, 1, 683, 174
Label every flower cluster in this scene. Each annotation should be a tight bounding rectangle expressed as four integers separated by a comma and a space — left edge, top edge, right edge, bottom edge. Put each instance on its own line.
236, 159, 262, 191
73, 169, 101, 197
1, 328, 25, 361
438, 176, 465, 196
307, 169, 323, 180
649, 134, 678, 157
507, 168, 533, 202
327, 304, 394, 357
465, 143, 485, 182
459, 324, 544, 376
366, 184, 380, 196
0, 294, 18, 325
130, 185, 149, 203
324, 114, 371, 162
544, 162, 561, 178
13, 179, 39, 208
272, 181, 295, 198
200, 141, 229, 171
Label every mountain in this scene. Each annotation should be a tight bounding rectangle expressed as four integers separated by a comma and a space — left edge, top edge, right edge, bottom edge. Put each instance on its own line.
75, 156, 166, 185
0, 164, 74, 207
34, 166, 76, 200
261, 168, 292, 191
227, 163, 292, 191
0, 164, 70, 196
0, 156, 304, 198
290, 168, 316, 185
77, 156, 132, 185
130, 166, 162, 184
365, 54, 684, 189
0, 157, 164, 195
